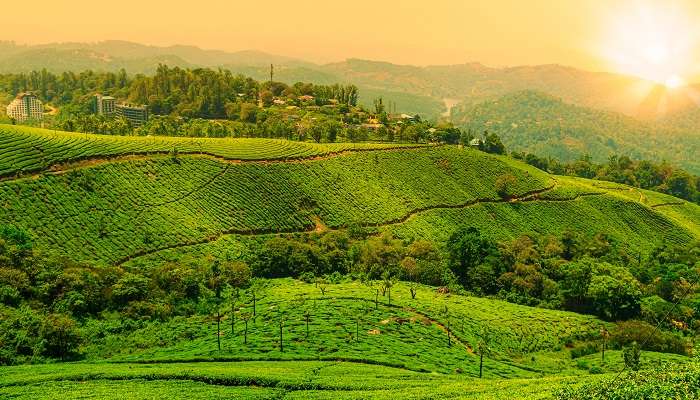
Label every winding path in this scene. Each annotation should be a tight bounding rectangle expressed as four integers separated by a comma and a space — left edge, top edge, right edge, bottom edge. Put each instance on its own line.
113, 179, 609, 266
1, 144, 435, 184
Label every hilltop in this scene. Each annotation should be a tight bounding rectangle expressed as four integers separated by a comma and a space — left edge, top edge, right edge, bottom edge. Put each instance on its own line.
450, 91, 700, 174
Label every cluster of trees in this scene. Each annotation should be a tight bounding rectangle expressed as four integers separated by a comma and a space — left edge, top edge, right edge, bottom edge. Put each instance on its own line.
0, 68, 130, 106
0, 66, 359, 122
514, 152, 700, 204
445, 227, 699, 337
247, 226, 699, 333
2, 220, 697, 364
0, 224, 253, 364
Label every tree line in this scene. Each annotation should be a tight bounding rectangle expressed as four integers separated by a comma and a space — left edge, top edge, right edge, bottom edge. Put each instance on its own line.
514, 152, 700, 204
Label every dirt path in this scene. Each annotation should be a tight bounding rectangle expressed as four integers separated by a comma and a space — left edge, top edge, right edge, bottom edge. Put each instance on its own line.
113, 179, 609, 266
0, 144, 437, 184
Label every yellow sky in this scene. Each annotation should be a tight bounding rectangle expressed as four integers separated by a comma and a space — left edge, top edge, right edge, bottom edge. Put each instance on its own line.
4, 0, 700, 80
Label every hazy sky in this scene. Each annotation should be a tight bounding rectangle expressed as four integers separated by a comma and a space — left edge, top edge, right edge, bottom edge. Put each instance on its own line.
5, 0, 700, 81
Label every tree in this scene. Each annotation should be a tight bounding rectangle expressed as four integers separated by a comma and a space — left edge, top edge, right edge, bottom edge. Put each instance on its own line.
381, 272, 395, 306
587, 263, 642, 320
481, 132, 506, 154
40, 313, 81, 360
446, 227, 499, 288
494, 174, 517, 199
666, 170, 693, 200
111, 273, 149, 305
240, 311, 252, 344
208, 261, 224, 351
443, 305, 451, 347
259, 90, 274, 107
400, 257, 419, 299
317, 277, 328, 297
600, 327, 609, 362
477, 328, 491, 378
303, 308, 312, 339
623, 341, 641, 371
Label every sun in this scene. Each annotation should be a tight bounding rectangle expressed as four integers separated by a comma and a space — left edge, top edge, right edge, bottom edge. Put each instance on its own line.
665, 75, 684, 89
599, 2, 696, 86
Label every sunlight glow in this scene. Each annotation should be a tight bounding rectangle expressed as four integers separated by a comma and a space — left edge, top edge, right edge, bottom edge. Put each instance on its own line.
665, 75, 684, 89
599, 2, 698, 86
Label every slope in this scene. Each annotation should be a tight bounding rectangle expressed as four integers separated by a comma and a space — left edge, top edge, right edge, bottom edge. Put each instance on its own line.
1, 125, 698, 267
450, 91, 700, 173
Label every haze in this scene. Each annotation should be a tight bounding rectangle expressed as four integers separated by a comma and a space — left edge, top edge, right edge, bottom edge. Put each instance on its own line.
5, 0, 700, 82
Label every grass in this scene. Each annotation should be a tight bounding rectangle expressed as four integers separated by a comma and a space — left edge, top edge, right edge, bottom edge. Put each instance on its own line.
73, 279, 609, 378
0, 145, 553, 264
0, 360, 600, 399
0, 123, 425, 178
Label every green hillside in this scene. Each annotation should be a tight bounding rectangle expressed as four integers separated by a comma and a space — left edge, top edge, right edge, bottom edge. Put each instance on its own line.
1, 124, 698, 266
451, 91, 700, 173
0, 124, 422, 179
2, 124, 699, 398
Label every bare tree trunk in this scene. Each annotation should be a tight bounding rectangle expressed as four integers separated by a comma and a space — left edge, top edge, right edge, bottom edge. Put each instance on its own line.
217, 307, 221, 351
447, 319, 451, 347
479, 353, 483, 378
279, 320, 284, 352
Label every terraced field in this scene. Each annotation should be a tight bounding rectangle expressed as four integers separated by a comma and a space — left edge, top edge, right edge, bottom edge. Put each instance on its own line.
3, 126, 699, 399
0, 278, 622, 399
0, 277, 692, 399
79, 279, 603, 372
0, 361, 593, 400
0, 124, 424, 179
1, 125, 697, 265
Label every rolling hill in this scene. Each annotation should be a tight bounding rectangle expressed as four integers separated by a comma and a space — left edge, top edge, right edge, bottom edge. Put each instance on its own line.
1, 123, 699, 398
450, 91, 700, 174
1, 124, 697, 266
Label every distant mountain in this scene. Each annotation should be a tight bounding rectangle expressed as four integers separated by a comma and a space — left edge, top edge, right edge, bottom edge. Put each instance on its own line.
1, 40, 698, 119
0, 40, 312, 74
0, 44, 194, 74
451, 90, 700, 173
323, 59, 700, 119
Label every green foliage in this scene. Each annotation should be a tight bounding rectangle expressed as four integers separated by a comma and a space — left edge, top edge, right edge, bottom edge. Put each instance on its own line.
557, 361, 700, 399
622, 341, 641, 371
453, 91, 700, 174
611, 320, 690, 356
515, 152, 700, 205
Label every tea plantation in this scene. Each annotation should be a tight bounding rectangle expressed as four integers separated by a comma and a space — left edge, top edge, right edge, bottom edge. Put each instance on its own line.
1, 125, 699, 399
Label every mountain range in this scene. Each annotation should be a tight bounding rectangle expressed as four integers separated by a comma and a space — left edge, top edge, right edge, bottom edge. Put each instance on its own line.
2, 40, 699, 120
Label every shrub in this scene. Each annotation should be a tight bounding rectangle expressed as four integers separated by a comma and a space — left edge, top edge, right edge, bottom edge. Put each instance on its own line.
589, 365, 603, 374
495, 174, 517, 198
111, 273, 150, 305
611, 320, 690, 355
40, 313, 81, 360
570, 342, 599, 359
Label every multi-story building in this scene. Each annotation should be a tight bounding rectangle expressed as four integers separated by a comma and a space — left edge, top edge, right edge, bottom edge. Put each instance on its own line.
95, 94, 116, 116
6, 92, 43, 122
115, 104, 148, 126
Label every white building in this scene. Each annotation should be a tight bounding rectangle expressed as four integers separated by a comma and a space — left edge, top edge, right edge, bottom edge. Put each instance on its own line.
6, 93, 43, 122
96, 94, 116, 116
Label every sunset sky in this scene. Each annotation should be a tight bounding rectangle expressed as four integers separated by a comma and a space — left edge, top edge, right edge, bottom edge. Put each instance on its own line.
5, 0, 700, 83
